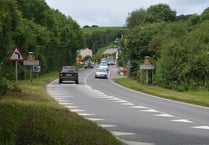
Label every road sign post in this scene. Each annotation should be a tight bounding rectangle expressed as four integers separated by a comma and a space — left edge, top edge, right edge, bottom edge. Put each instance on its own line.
23, 52, 40, 82
8, 46, 24, 84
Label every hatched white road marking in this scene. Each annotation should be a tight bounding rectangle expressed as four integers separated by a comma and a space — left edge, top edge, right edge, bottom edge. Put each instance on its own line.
115, 100, 128, 103
99, 124, 117, 128
70, 109, 85, 112
121, 102, 135, 106
141, 109, 159, 113
171, 119, 193, 123
59, 102, 73, 105
65, 105, 79, 109
192, 126, 209, 130
86, 118, 105, 121
111, 131, 135, 136
107, 97, 120, 101
94, 96, 112, 99
155, 113, 175, 117
130, 106, 147, 109
78, 113, 95, 116
120, 139, 155, 145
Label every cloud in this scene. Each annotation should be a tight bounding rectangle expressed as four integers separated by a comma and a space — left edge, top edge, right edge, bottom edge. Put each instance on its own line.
45, 0, 209, 27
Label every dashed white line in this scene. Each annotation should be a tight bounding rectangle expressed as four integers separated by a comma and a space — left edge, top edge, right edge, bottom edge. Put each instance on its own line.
99, 124, 117, 128
130, 106, 147, 109
141, 109, 159, 113
59, 102, 73, 105
114, 100, 128, 103
155, 113, 175, 117
171, 119, 193, 123
78, 113, 95, 116
121, 102, 135, 106
120, 139, 155, 145
111, 131, 135, 136
65, 105, 79, 109
192, 126, 209, 130
70, 109, 85, 112
86, 118, 105, 121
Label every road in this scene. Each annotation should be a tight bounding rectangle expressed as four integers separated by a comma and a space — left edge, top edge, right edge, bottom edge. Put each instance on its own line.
47, 66, 209, 145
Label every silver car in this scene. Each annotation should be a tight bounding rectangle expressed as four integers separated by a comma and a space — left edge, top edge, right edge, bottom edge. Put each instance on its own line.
95, 68, 108, 79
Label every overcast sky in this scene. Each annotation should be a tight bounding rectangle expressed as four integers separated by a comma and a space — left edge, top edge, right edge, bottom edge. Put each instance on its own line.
45, 0, 209, 27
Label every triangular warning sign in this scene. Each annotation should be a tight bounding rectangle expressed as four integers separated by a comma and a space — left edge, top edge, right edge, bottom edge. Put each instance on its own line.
8, 47, 24, 61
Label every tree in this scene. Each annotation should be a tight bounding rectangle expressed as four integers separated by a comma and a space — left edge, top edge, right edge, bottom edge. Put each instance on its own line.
126, 8, 146, 28
145, 4, 176, 23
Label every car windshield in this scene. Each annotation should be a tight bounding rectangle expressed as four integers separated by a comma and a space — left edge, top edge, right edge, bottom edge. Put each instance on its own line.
62, 69, 76, 73
97, 69, 107, 72
100, 63, 107, 66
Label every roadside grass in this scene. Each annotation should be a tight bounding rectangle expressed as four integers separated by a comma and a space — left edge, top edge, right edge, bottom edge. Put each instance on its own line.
114, 78, 209, 107
0, 72, 121, 145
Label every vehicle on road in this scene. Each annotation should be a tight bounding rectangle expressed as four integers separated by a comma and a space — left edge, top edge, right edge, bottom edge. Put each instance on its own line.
99, 62, 109, 71
59, 66, 79, 84
84, 60, 94, 69
95, 67, 108, 79
107, 60, 115, 65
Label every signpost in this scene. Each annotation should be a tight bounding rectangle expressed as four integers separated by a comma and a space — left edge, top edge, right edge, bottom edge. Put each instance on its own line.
8, 46, 24, 84
139, 56, 155, 85
23, 52, 40, 82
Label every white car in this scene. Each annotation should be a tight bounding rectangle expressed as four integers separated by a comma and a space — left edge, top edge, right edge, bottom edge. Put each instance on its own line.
95, 68, 108, 79
99, 63, 109, 71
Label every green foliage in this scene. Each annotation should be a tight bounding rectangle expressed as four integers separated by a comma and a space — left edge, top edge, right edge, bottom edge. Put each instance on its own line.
122, 4, 209, 91
0, 0, 85, 82
84, 28, 126, 53
126, 4, 176, 28
0, 73, 121, 145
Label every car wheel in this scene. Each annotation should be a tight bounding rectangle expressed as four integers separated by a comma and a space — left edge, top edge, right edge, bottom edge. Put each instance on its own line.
75, 80, 79, 84
59, 80, 62, 84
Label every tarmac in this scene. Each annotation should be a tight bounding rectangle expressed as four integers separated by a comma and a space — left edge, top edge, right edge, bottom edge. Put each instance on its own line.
109, 65, 126, 79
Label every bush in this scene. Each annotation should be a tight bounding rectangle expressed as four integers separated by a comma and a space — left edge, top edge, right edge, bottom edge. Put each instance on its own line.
0, 77, 8, 95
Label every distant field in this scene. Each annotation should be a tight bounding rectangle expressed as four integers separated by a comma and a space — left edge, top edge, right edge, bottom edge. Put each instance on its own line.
81, 26, 127, 34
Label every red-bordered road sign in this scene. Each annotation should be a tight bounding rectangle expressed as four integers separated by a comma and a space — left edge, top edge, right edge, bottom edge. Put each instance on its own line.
8, 47, 24, 61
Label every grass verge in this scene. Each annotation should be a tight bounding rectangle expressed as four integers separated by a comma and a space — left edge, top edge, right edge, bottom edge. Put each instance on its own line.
114, 78, 209, 107
0, 72, 121, 145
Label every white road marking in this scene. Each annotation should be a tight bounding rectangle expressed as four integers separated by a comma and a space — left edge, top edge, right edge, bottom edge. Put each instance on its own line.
171, 119, 193, 123
155, 113, 175, 117
94, 96, 111, 99
120, 139, 155, 145
99, 124, 117, 128
59, 102, 74, 105
130, 106, 147, 109
121, 102, 135, 106
192, 126, 209, 130
107, 97, 120, 101
65, 105, 79, 109
78, 113, 95, 116
111, 131, 135, 136
86, 118, 105, 121
70, 109, 85, 112
141, 109, 159, 113
114, 100, 128, 103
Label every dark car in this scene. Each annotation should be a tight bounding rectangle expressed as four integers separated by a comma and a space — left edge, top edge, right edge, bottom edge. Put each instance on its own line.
84, 60, 94, 69
59, 66, 79, 84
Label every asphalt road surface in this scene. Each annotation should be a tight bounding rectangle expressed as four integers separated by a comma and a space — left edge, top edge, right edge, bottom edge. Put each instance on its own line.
47, 66, 209, 145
